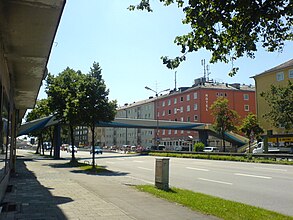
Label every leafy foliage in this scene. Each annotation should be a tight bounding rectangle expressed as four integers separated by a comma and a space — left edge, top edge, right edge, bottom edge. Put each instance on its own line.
260, 80, 293, 130
210, 97, 239, 151
129, 0, 293, 75
239, 113, 263, 140
78, 62, 117, 168
193, 142, 205, 152
46, 63, 117, 165
26, 99, 52, 154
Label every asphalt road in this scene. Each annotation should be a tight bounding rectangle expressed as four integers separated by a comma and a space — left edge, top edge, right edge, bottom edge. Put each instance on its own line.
61, 150, 293, 216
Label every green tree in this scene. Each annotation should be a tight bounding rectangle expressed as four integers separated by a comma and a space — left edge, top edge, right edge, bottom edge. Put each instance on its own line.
260, 80, 293, 130
239, 113, 263, 153
129, 0, 292, 75
46, 68, 84, 163
26, 99, 53, 155
79, 62, 117, 168
193, 142, 205, 152
210, 97, 239, 152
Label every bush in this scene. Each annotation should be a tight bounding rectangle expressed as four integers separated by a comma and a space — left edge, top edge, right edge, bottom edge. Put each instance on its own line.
193, 142, 205, 152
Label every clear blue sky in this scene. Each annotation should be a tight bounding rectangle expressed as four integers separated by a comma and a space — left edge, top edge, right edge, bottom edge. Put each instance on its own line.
42, 1, 292, 107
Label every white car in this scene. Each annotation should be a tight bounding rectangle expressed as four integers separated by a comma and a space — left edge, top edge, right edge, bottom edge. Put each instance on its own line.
203, 147, 219, 152
67, 145, 77, 153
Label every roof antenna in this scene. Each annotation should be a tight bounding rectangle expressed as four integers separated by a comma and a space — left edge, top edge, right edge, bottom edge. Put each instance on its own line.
174, 71, 177, 91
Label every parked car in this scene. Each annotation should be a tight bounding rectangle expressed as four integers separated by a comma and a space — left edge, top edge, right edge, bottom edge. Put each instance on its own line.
67, 145, 77, 153
90, 146, 103, 154
203, 147, 219, 152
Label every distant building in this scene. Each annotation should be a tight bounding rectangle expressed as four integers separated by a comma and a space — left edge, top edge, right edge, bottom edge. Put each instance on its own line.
156, 79, 255, 149
104, 78, 256, 150
105, 98, 156, 147
252, 59, 293, 134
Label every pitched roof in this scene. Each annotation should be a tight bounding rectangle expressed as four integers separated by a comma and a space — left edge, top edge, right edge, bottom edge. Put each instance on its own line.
252, 59, 293, 78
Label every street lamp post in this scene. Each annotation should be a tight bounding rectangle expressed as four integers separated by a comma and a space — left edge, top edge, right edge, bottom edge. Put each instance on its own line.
145, 86, 170, 148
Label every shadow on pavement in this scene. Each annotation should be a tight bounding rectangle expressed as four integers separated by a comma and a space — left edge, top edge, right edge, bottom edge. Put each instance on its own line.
0, 158, 71, 219
47, 162, 129, 176
70, 169, 129, 176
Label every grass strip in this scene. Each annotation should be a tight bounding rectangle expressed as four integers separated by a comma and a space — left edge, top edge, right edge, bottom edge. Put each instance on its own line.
136, 185, 293, 220
148, 152, 293, 165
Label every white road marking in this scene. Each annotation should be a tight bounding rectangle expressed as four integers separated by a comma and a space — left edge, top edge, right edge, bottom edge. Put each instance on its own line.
186, 167, 209, 171
138, 167, 152, 171
106, 161, 115, 164
133, 160, 144, 163
234, 173, 272, 179
253, 167, 287, 172
198, 178, 233, 185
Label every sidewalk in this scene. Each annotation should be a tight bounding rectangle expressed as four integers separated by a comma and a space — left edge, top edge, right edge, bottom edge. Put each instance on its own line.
0, 150, 218, 220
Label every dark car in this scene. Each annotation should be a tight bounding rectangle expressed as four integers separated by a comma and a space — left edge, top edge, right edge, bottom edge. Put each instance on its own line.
90, 146, 103, 154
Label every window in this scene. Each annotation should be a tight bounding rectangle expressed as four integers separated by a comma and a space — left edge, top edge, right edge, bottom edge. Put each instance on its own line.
174, 130, 177, 134
187, 116, 190, 122
186, 94, 190, 101
187, 105, 190, 112
243, 94, 249, 100
162, 130, 165, 135
168, 99, 171, 106
168, 109, 171, 115
180, 117, 184, 122
194, 103, 198, 110
244, 105, 249, 111
180, 96, 184, 102
194, 115, 198, 121
168, 130, 171, 135
193, 92, 198, 99
162, 111, 165, 116
162, 101, 165, 107
180, 106, 183, 112
276, 72, 284, 81
174, 98, 177, 104
289, 69, 293, 78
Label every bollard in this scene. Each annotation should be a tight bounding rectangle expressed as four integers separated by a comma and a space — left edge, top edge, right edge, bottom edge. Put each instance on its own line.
155, 158, 169, 191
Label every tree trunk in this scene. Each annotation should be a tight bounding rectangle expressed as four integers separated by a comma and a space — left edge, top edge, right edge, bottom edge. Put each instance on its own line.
36, 137, 41, 154
222, 130, 226, 152
91, 125, 95, 169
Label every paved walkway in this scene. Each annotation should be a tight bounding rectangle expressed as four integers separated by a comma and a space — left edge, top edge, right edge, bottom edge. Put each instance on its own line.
0, 150, 218, 220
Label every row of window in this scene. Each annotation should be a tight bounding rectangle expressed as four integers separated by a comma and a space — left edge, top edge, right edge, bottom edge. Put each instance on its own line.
160, 129, 192, 135
159, 104, 250, 117
276, 70, 293, 81
162, 92, 198, 107
161, 92, 250, 107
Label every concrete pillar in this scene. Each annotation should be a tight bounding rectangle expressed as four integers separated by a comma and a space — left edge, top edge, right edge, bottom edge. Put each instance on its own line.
198, 130, 208, 146
53, 124, 61, 159
155, 158, 169, 191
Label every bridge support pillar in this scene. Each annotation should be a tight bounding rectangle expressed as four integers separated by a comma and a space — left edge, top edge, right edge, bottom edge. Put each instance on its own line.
53, 124, 61, 159
198, 130, 208, 146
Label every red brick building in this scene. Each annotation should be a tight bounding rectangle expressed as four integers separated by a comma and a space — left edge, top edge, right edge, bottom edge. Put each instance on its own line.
155, 79, 256, 149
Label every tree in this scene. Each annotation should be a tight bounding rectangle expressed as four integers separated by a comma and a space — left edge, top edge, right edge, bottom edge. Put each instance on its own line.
79, 62, 117, 168
239, 113, 263, 153
129, 0, 293, 75
26, 99, 53, 155
46, 68, 84, 163
260, 80, 293, 130
210, 97, 239, 152
193, 142, 204, 152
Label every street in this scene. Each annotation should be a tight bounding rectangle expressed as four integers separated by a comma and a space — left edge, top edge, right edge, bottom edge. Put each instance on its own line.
61, 150, 293, 216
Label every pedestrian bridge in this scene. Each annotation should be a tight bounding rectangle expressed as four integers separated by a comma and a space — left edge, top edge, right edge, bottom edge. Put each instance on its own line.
18, 115, 248, 147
